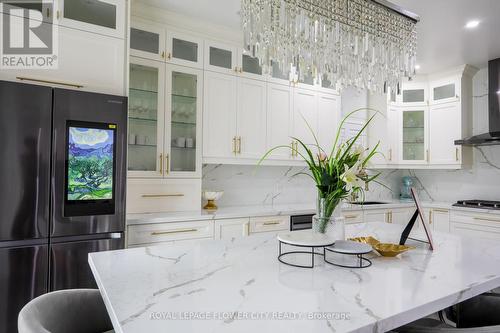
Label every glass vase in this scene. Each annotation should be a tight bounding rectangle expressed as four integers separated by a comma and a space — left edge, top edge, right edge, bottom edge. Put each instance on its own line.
313, 194, 341, 234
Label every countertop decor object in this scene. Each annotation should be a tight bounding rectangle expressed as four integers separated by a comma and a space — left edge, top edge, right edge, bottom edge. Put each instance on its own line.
276, 230, 336, 268
373, 243, 414, 257
349, 236, 381, 247
90, 222, 500, 333
202, 191, 223, 211
240, 0, 419, 94
324, 240, 373, 268
259, 110, 382, 235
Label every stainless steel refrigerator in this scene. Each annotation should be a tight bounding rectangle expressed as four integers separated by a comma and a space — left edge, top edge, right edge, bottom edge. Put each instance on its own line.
0, 80, 127, 333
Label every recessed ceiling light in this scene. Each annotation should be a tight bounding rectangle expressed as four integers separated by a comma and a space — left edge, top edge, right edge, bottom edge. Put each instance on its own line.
415, 64, 421, 70
465, 20, 480, 29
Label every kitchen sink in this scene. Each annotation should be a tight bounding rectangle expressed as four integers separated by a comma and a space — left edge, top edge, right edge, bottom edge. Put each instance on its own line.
349, 201, 389, 205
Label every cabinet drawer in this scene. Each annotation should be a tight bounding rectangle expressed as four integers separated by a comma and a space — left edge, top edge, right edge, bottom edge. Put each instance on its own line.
342, 212, 363, 224
450, 211, 500, 240
127, 220, 213, 246
127, 179, 201, 213
249, 216, 290, 233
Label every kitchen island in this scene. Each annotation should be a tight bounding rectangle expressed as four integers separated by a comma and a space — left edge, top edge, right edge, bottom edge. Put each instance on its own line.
89, 223, 500, 333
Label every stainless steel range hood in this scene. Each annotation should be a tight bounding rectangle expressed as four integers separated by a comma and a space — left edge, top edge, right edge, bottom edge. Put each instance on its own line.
455, 58, 500, 146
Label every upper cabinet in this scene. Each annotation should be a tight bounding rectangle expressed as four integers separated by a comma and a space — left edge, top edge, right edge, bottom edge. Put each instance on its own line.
130, 21, 166, 62
204, 40, 238, 75
372, 65, 477, 169
57, 0, 125, 39
130, 20, 204, 68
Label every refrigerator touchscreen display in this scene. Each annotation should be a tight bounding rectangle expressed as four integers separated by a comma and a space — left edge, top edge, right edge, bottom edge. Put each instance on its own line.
64, 121, 117, 217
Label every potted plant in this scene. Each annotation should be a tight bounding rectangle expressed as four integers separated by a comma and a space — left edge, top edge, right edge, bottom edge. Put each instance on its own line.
259, 109, 382, 235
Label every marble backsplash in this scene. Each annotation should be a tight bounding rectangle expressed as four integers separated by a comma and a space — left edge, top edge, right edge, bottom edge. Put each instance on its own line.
202, 67, 500, 207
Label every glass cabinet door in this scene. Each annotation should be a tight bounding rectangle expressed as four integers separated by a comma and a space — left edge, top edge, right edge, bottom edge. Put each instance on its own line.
238, 49, 263, 79
165, 65, 202, 177
130, 22, 165, 62
204, 40, 237, 74
128, 57, 165, 177
400, 82, 428, 106
401, 109, 428, 163
166, 30, 203, 69
430, 79, 460, 104
57, 0, 125, 38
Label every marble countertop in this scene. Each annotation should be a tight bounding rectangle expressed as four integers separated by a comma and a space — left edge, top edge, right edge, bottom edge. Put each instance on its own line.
90, 223, 500, 333
126, 201, 457, 226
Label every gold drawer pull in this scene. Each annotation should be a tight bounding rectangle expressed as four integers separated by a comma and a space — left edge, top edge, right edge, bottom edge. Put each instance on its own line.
474, 217, 500, 223
17, 77, 83, 88
344, 214, 359, 219
433, 209, 449, 213
151, 228, 197, 236
141, 194, 185, 198
263, 221, 282, 226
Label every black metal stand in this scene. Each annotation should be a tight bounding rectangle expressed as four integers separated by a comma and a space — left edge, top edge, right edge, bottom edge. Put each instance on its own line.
278, 240, 332, 269
399, 209, 432, 247
323, 247, 372, 269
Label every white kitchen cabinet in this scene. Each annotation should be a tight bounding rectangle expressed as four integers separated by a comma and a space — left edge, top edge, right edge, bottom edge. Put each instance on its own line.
317, 93, 340, 154
203, 71, 238, 159
266, 83, 294, 160
292, 88, 318, 156
127, 220, 213, 247
399, 81, 428, 106
166, 29, 204, 69
0, 19, 125, 95
249, 216, 290, 234
126, 178, 202, 213
429, 209, 450, 232
56, 0, 126, 39
342, 211, 364, 224
450, 211, 500, 240
130, 20, 166, 62
214, 218, 250, 240
399, 107, 429, 164
363, 210, 388, 223
128, 57, 166, 178
390, 208, 414, 225
429, 102, 461, 165
237, 50, 264, 80
430, 78, 460, 105
165, 65, 203, 177
236, 78, 267, 159
204, 40, 238, 75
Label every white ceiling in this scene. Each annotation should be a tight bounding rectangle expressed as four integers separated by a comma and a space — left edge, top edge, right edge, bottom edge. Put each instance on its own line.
139, 0, 500, 73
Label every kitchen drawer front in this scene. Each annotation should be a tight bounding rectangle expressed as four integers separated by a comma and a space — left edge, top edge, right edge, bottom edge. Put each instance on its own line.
127, 220, 214, 246
249, 216, 290, 233
342, 212, 363, 224
450, 211, 500, 240
127, 179, 201, 213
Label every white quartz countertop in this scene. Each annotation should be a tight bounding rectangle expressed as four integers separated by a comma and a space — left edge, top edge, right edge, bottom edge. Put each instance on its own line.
90, 223, 500, 333
126, 201, 457, 225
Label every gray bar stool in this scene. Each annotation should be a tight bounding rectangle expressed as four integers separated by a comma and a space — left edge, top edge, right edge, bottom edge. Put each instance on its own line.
18, 289, 114, 333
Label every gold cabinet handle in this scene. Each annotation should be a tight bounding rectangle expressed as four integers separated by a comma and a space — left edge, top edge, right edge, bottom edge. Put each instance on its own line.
141, 194, 185, 198
433, 208, 449, 213
386, 211, 393, 223
167, 53, 172, 60
426, 149, 430, 162
344, 214, 359, 219
429, 211, 432, 224
388, 148, 392, 161
239, 67, 243, 73
161, 51, 165, 59
46, 8, 50, 18
165, 154, 170, 174
474, 217, 500, 223
232, 136, 237, 154
159, 153, 163, 175
234, 67, 238, 73
151, 228, 197, 236
237, 136, 242, 154
16, 77, 83, 88
245, 223, 250, 235
456, 148, 459, 161
56, 10, 60, 19
263, 221, 282, 226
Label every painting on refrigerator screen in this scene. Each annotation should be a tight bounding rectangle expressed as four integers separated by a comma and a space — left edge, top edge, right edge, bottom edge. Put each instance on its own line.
67, 126, 114, 201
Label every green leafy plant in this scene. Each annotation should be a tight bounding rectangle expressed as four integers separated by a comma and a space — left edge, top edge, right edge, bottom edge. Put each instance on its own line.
258, 108, 383, 233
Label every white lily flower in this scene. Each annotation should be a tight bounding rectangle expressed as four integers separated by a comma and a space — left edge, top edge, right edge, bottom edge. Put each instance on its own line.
341, 163, 365, 191
354, 144, 365, 158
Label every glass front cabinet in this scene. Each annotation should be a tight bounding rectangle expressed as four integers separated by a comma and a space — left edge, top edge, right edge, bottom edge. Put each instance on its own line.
399, 107, 429, 164
128, 57, 202, 178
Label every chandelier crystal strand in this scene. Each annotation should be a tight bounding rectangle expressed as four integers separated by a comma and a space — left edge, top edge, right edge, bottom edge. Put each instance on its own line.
241, 0, 418, 93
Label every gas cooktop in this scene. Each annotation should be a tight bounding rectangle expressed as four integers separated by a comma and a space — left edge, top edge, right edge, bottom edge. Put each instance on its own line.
453, 200, 500, 210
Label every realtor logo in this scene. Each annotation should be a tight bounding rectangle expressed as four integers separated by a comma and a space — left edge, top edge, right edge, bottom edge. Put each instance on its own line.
0, 0, 58, 69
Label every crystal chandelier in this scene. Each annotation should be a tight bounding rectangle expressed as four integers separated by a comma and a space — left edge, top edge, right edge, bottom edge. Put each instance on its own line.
240, 0, 419, 93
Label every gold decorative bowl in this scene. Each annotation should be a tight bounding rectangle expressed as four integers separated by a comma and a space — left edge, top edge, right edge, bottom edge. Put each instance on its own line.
373, 243, 414, 257
349, 236, 381, 247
